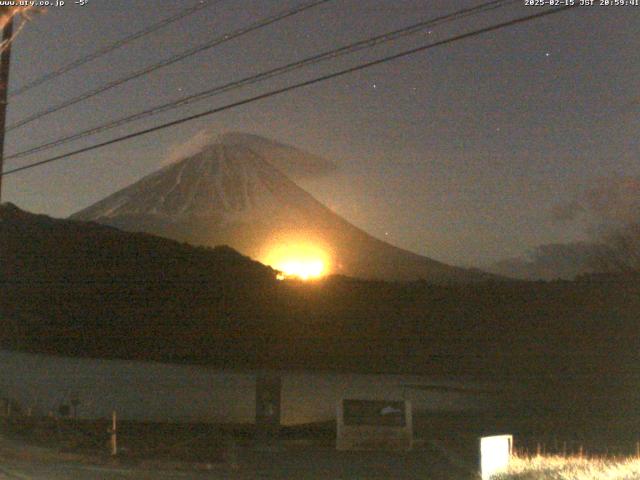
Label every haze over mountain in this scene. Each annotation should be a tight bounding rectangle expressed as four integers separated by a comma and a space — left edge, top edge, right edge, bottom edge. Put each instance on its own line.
486, 242, 599, 281
72, 133, 491, 283
487, 177, 640, 280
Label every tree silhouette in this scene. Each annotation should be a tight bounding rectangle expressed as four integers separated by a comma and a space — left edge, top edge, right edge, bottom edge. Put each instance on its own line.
590, 222, 640, 274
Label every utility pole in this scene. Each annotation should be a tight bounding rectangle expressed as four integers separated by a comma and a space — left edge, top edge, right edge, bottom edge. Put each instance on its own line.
0, 13, 13, 203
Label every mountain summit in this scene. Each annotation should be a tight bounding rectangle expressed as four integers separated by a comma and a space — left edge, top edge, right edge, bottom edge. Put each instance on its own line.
72, 134, 490, 282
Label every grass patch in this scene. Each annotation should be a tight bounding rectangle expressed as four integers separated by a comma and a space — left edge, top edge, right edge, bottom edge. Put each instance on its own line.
493, 454, 640, 479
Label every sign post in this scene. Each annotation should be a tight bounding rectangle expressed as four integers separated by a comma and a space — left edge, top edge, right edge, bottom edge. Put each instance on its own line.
255, 372, 282, 450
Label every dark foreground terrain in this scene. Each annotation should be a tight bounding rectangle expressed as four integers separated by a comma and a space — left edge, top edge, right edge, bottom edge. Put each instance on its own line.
0, 417, 479, 480
2, 414, 640, 480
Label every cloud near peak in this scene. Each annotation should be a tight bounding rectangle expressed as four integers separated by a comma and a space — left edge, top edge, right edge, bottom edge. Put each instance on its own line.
162, 129, 338, 180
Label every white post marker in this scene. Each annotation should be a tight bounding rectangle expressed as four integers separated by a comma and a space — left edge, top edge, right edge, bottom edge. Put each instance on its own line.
480, 434, 512, 480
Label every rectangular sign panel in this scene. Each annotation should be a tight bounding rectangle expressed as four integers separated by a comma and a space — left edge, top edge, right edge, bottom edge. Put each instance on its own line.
343, 399, 406, 427
337, 399, 412, 451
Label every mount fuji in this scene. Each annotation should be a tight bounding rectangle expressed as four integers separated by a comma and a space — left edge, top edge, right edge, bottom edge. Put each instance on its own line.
72, 133, 491, 282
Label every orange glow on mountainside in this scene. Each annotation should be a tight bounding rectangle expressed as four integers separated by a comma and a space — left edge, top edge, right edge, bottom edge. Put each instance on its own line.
262, 242, 331, 280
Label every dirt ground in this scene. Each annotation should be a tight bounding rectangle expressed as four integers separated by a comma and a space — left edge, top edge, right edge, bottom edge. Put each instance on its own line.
0, 422, 480, 479
3, 415, 634, 479
0, 446, 477, 480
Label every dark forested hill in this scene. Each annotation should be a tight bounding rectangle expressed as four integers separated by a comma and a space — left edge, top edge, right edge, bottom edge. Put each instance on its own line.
2, 203, 639, 384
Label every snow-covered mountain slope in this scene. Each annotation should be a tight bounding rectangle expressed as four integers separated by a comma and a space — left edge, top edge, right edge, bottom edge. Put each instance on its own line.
72, 135, 492, 282
75, 142, 309, 224
217, 132, 337, 179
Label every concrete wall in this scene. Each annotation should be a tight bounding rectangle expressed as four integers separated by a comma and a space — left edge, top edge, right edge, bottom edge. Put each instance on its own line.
0, 350, 493, 425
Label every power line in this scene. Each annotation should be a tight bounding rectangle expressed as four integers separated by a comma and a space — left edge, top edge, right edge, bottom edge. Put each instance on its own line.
5, 0, 332, 132
0, 5, 577, 179
6, 0, 517, 162
10, 0, 218, 98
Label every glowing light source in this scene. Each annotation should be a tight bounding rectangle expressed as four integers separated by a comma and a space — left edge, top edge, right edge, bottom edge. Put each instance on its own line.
276, 259, 324, 280
262, 241, 330, 281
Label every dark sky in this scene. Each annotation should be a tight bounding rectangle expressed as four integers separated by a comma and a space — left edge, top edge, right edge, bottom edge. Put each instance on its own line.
3, 0, 638, 267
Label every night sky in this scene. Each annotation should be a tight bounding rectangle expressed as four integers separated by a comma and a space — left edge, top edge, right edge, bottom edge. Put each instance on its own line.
2, 0, 638, 268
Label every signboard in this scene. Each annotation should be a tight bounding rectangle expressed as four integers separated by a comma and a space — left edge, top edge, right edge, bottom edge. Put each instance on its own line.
343, 399, 406, 427
337, 399, 412, 451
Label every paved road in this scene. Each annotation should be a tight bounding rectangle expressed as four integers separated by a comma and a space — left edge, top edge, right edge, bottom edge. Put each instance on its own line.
0, 446, 478, 479
0, 463, 219, 479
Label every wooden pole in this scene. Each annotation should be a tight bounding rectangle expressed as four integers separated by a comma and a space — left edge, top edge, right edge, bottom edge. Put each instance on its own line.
110, 411, 117, 456
0, 13, 13, 203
